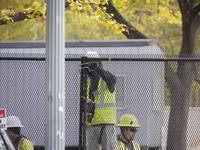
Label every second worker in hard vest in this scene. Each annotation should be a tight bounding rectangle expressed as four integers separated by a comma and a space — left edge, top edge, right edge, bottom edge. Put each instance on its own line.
117, 114, 141, 150
5, 116, 34, 150
85, 51, 117, 150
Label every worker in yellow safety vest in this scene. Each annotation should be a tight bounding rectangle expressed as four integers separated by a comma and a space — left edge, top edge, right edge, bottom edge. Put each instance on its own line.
84, 51, 117, 150
5, 116, 34, 150
116, 114, 141, 150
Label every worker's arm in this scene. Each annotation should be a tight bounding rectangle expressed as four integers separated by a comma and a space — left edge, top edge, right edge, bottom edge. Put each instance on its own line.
96, 67, 117, 93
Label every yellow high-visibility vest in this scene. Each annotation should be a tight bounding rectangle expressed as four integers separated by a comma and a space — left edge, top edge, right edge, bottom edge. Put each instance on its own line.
87, 78, 116, 126
18, 137, 34, 150
117, 140, 141, 150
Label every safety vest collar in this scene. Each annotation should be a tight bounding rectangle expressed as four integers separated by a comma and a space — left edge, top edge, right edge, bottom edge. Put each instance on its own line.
117, 140, 141, 150
18, 137, 26, 150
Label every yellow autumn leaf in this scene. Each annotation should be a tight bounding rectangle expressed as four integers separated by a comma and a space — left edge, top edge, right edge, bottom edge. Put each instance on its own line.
1, 9, 11, 16
115, 30, 122, 34
43, 23, 46, 34
101, 1, 107, 5
3, 15, 13, 22
6, 20, 12, 24
33, 1, 41, 7
112, 0, 117, 4
26, 14, 35, 19
146, 0, 150, 3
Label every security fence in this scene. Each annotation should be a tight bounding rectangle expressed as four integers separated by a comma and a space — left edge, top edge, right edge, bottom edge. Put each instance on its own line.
0, 52, 200, 150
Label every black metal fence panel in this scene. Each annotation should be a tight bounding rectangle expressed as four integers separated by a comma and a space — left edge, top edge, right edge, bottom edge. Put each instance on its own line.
0, 53, 200, 150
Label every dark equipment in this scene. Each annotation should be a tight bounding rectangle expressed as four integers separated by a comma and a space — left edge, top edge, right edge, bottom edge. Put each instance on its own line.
86, 99, 95, 123
79, 57, 89, 150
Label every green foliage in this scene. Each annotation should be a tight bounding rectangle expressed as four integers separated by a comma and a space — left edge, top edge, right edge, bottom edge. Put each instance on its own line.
24, 1, 46, 19
0, 0, 41, 11
68, 0, 129, 34
0, 0, 45, 41
66, 10, 125, 39
0, 19, 45, 41
0, 9, 125, 41
1, 9, 14, 24
66, 0, 186, 54
0, 1, 46, 24
0, 0, 199, 56
119, 0, 182, 54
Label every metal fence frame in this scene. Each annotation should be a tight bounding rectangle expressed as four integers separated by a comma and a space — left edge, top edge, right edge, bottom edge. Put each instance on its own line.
1, 55, 200, 150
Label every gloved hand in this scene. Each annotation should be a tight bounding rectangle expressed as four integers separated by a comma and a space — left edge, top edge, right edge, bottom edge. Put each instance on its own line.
88, 63, 97, 71
80, 62, 90, 70
86, 99, 95, 123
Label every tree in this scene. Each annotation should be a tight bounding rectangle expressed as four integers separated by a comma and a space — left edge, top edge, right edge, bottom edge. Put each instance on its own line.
165, 1, 200, 149
1, 0, 200, 149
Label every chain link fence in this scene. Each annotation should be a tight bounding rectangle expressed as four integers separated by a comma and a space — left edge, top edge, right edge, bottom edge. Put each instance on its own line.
0, 52, 200, 150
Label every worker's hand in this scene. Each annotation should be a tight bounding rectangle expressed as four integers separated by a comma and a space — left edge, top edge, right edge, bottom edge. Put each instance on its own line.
80, 62, 90, 70
88, 63, 97, 73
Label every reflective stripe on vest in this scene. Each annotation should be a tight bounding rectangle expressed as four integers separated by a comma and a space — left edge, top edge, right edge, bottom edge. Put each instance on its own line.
132, 140, 140, 150
116, 141, 124, 150
95, 79, 116, 108
117, 140, 141, 150
18, 138, 25, 150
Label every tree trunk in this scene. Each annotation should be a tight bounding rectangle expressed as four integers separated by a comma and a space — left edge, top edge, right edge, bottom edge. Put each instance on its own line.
166, 10, 198, 149
166, 62, 196, 149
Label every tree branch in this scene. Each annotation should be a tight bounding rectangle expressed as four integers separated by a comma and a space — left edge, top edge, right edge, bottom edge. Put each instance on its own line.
189, 0, 197, 9
103, 1, 147, 39
0, 11, 31, 26
190, 3, 200, 20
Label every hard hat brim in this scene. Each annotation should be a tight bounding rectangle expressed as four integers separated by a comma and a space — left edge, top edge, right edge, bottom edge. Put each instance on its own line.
7, 125, 24, 128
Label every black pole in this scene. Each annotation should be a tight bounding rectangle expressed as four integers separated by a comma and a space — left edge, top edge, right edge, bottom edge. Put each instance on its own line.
79, 57, 88, 150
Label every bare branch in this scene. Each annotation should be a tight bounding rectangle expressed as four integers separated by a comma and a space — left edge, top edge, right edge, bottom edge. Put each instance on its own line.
189, 0, 197, 9
0, 12, 31, 26
103, 1, 147, 39
190, 3, 200, 19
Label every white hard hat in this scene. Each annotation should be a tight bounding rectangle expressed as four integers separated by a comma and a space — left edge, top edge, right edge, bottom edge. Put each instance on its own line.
6, 116, 24, 128
85, 51, 100, 58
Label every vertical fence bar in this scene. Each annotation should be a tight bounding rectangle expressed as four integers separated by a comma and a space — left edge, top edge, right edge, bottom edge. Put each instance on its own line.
45, 0, 65, 149
79, 57, 88, 150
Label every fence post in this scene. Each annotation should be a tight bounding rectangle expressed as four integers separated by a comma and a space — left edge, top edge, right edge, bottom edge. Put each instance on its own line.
79, 57, 88, 150
45, 0, 65, 149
